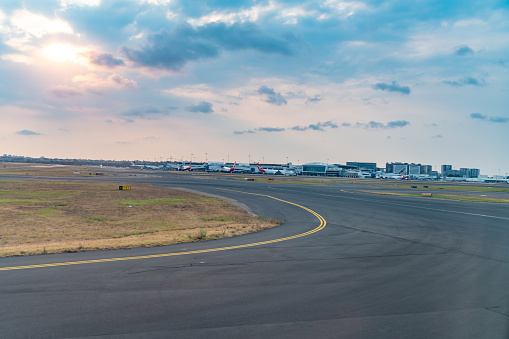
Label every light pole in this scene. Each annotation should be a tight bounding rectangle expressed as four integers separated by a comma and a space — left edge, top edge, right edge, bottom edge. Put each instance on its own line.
191, 154, 193, 164
205, 153, 208, 163
286, 156, 288, 164
249, 155, 251, 164
227, 155, 229, 163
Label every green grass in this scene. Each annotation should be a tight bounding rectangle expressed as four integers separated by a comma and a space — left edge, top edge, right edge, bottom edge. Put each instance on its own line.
367, 191, 509, 203
0, 198, 49, 204
373, 184, 509, 193
203, 216, 233, 221
84, 216, 118, 222
35, 208, 62, 216
430, 195, 509, 203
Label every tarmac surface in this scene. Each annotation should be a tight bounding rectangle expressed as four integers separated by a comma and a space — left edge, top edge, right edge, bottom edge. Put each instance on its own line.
1, 172, 509, 338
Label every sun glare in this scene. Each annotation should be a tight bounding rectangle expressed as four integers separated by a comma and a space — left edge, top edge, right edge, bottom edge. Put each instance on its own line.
41, 43, 86, 63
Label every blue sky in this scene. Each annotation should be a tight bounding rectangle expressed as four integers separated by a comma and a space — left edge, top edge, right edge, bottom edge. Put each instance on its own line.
1, 0, 508, 175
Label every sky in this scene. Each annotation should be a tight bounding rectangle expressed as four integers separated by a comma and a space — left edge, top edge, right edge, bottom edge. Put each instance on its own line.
0, 0, 508, 175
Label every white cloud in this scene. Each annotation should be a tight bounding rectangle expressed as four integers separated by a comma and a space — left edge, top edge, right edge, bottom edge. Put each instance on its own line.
72, 74, 138, 89
140, 0, 173, 5
0, 9, 9, 34
276, 6, 317, 24
1, 54, 34, 64
60, 0, 101, 7
3, 36, 33, 51
320, 0, 368, 20
187, 3, 275, 26
163, 84, 218, 100
129, 32, 144, 40
10, 9, 73, 38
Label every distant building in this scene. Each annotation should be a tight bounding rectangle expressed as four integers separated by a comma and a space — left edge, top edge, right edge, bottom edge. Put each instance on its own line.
346, 162, 377, 172
468, 168, 480, 178
302, 163, 328, 176
441, 165, 452, 175
420, 165, 432, 175
386, 162, 407, 173
408, 164, 421, 175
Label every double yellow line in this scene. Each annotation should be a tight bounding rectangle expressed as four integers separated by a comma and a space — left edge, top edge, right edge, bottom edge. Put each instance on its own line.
0, 190, 326, 271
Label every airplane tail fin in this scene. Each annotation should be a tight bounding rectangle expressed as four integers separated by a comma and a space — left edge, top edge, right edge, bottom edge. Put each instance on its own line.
256, 163, 266, 173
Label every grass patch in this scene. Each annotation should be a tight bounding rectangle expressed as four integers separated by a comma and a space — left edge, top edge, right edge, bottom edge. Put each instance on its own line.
84, 216, 118, 222
363, 191, 509, 203
0, 163, 99, 177
372, 183, 509, 193
0, 198, 49, 204
203, 216, 232, 221
0, 179, 281, 257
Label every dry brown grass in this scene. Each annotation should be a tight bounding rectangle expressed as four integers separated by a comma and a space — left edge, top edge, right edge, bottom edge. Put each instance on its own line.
0, 163, 99, 177
0, 180, 281, 257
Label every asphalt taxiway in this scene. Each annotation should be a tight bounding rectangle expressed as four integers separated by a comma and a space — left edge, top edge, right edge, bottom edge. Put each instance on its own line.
1, 173, 508, 338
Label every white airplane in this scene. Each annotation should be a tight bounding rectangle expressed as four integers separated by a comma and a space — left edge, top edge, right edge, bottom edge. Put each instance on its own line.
378, 169, 408, 179
256, 163, 279, 174
130, 162, 145, 169
181, 163, 192, 171
221, 162, 236, 173
190, 163, 207, 171
256, 163, 296, 176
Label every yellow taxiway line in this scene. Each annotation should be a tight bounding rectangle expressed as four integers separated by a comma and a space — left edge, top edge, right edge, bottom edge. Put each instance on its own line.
0, 189, 326, 271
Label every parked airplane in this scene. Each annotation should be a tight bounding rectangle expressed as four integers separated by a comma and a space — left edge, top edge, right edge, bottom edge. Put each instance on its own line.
130, 162, 145, 169
221, 162, 236, 173
256, 163, 279, 175
181, 163, 192, 171
378, 169, 408, 179
256, 163, 296, 176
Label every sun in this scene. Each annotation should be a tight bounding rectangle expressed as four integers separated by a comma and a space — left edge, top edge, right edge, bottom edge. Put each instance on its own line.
40, 43, 87, 63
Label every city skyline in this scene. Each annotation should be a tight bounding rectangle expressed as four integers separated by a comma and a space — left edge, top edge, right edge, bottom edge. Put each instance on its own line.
1, 1, 508, 176
4, 153, 502, 179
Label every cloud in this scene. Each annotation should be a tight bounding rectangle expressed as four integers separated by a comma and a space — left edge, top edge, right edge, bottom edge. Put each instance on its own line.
443, 77, 484, 87
386, 120, 410, 128
257, 127, 286, 132
88, 52, 125, 68
236, 121, 337, 134
256, 85, 287, 105
349, 120, 411, 129
10, 9, 73, 39
306, 95, 322, 103
50, 86, 82, 98
187, 101, 214, 113
16, 129, 42, 136
122, 105, 170, 119
432, 134, 443, 138
121, 22, 294, 71
372, 81, 411, 95
454, 45, 474, 56
470, 113, 508, 123
291, 121, 338, 131
72, 74, 138, 89
359, 121, 385, 129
